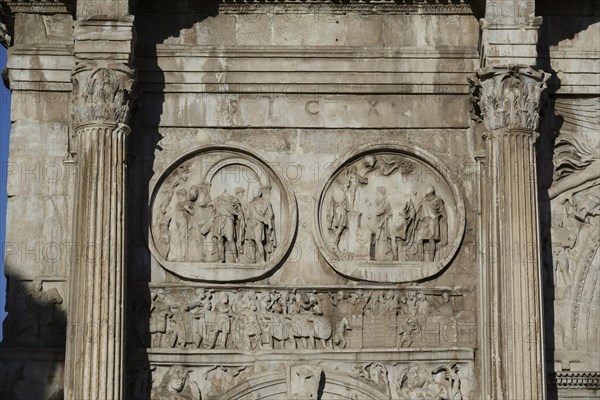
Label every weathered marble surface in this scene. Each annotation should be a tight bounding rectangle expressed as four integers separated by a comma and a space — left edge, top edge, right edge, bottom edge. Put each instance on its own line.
0, 0, 598, 399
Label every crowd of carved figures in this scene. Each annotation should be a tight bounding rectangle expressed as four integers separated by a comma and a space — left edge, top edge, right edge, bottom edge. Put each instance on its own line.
155, 164, 277, 264
133, 361, 465, 400
325, 154, 449, 262
134, 287, 471, 352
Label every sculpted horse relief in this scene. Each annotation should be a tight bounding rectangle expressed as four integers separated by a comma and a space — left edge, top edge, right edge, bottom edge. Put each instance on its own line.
258, 305, 335, 350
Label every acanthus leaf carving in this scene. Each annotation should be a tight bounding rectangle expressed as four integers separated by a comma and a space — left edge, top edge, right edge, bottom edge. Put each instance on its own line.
71, 61, 136, 131
469, 64, 549, 133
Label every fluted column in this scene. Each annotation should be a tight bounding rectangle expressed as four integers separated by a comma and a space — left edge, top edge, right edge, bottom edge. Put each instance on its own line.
65, 62, 135, 400
471, 65, 549, 399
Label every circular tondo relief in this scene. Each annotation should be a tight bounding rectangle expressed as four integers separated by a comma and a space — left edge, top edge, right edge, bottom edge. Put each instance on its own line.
313, 143, 465, 283
149, 144, 297, 282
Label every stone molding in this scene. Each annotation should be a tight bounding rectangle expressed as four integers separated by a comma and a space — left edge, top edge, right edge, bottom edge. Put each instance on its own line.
0, 0, 73, 16
550, 371, 600, 389
139, 0, 475, 15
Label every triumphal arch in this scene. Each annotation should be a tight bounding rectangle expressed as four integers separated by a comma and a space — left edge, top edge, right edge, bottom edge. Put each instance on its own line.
0, 0, 598, 398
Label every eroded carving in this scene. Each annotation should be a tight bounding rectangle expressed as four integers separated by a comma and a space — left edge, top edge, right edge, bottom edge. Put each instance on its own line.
396, 364, 462, 400
2, 279, 65, 348
137, 361, 473, 400
314, 144, 465, 283
469, 64, 549, 132
140, 286, 473, 352
289, 365, 323, 399
151, 365, 201, 400
71, 61, 136, 131
149, 145, 297, 282
542, 127, 600, 372
356, 362, 390, 397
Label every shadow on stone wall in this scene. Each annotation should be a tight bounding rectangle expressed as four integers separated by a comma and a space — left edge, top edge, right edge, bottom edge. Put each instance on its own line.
126, 2, 218, 398
0, 271, 66, 399
536, 4, 599, 398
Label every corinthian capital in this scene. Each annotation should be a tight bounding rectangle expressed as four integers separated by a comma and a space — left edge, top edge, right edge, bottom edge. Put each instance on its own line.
469, 65, 549, 133
71, 61, 136, 131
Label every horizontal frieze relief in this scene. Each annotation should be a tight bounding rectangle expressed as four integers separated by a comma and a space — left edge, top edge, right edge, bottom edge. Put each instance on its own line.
130, 285, 475, 353
129, 357, 474, 400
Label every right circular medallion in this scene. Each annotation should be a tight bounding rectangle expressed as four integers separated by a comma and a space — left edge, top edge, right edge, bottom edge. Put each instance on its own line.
313, 143, 466, 283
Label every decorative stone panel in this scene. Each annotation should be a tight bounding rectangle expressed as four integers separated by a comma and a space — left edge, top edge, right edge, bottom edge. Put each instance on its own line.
313, 143, 465, 283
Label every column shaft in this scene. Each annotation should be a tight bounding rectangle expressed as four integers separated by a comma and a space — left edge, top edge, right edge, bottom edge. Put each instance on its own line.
486, 129, 545, 398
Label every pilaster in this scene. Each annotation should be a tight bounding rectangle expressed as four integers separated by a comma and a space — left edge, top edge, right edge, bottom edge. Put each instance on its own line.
480, 0, 541, 66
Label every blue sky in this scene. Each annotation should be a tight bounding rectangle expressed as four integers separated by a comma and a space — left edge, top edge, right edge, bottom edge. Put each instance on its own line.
0, 46, 9, 339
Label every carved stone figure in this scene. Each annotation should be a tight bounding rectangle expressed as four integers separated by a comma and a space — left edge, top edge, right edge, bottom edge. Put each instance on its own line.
289, 365, 323, 400
143, 287, 466, 352
398, 318, 421, 348
149, 148, 296, 281
151, 365, 201, 400
290, 303, 334, 349
314, 145, 465, 283
357, 362, 390, 396
165, 188, 193, 261
11, 279, 64, 347
396, 364, 462, 400
150, 290, 173, 348
187, 183, 213, 262
230, 291, 260, 350
186, 288, 213, 348
395, 197, 417, 261
210, 190, 243, 263
332, 317, 352, 349
244, 186, 276, 263
433, 292, 455, 317
373, 186, 394, 261
414, 186, 448, 261
343, 166, 369, 211
205, 292, 232, 349
234, 187, 247, 256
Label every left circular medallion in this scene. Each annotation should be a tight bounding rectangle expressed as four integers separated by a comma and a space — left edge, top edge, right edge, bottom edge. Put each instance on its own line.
149, 144, 297, 282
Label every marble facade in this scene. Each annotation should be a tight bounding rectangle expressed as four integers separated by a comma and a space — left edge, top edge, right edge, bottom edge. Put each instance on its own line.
0, 0, 598, 399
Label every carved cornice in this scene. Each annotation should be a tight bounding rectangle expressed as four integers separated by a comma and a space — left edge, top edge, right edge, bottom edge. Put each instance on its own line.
71, 61, 136, 131
469, 64, 550, 133
139, 0, 476, 15
1, 0, 73, 12
549, 371, 600, 389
